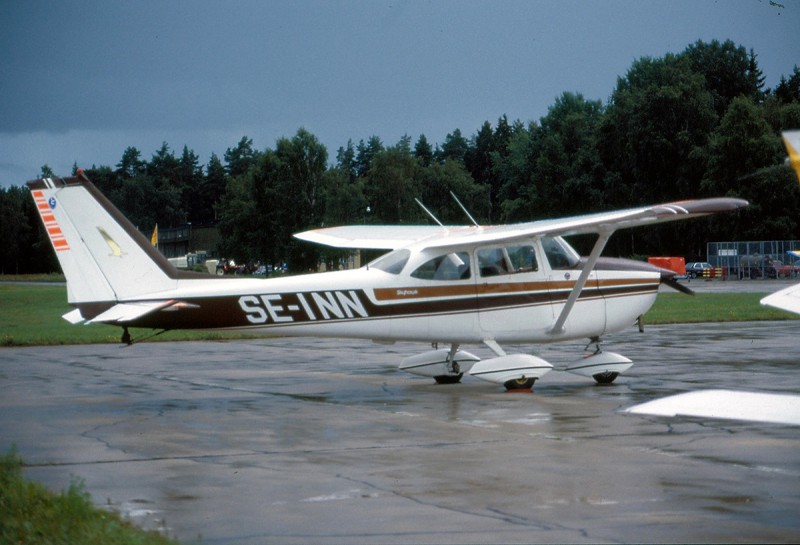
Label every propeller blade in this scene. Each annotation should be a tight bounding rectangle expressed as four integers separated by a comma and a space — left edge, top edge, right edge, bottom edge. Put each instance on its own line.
660, 274, 695, 296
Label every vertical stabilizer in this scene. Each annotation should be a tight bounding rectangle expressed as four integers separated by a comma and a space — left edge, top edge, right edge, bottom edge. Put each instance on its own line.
27, 175, 181, 304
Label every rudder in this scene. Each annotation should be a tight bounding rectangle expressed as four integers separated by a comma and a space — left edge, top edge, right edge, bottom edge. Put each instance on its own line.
27, 174, 180, 305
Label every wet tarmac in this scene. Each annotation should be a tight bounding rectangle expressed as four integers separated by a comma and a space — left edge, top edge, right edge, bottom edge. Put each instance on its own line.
1, 318, 799, 543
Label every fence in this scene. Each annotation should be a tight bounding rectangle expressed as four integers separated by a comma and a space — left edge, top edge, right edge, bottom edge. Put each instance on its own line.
707, 240, 800, 279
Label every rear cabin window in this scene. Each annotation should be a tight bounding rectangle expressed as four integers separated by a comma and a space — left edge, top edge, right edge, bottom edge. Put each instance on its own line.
477, 244, 538, 277
410, 252, 471, 280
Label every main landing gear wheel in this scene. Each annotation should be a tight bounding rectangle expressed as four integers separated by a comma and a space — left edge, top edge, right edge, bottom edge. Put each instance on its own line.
592, 371, 619, 385
434, 348, 464, 384
503, 377, 536, 390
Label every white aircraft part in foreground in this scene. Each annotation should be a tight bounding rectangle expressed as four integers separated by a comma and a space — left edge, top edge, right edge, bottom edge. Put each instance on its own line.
28, 172, 747, 390
625, 389, 800, 426
628, 131, 800, 424
760, 131, 800, 316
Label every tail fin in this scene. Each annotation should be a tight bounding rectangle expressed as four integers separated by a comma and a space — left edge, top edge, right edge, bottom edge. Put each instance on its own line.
783, 130, 800, 184
27, 174, 182, 305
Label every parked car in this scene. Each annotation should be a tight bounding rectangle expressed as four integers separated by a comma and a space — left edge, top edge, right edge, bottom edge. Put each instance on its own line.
685, 262, 712, 279
774, 259, 800, 279
739, 255, 779, 279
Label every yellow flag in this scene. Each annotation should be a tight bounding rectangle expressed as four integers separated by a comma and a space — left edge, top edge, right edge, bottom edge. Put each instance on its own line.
151, 224, 158, 246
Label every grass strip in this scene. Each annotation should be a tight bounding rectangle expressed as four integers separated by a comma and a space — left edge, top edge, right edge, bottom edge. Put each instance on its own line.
0, 448, 179, 545
645, 291, 797, 324
0, 284, 258, 346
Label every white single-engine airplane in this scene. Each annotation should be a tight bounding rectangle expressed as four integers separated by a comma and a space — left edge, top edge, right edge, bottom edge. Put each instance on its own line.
28, 172, 747, 390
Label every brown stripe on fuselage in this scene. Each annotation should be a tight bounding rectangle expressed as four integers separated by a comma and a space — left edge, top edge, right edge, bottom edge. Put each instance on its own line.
374, 284, 476, 300
375, 277, 658, 301
84, 278, 659, 331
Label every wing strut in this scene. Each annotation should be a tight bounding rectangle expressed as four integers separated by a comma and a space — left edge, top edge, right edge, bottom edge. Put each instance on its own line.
549, 229, 613, 335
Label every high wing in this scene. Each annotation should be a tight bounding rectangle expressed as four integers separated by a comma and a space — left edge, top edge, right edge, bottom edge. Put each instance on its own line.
625, 389, 800, 426
297, 198, 747, 337
295, 198, 748, 251
294, 225, 448, 250
761, 284, 800, 315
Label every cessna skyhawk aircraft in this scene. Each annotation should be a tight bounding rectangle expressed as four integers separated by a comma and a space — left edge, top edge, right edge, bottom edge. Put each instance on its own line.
28, 172, 746, 390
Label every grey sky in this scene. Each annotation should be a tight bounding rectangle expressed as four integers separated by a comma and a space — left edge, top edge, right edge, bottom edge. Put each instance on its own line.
1, 0, 797, 186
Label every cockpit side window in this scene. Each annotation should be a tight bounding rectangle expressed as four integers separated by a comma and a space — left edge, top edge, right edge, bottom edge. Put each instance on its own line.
410, 252, 471, 281
369, 249, 410, 274
541, 236, 580, 270
506, 244, 538, 273
477, 244, 538, 277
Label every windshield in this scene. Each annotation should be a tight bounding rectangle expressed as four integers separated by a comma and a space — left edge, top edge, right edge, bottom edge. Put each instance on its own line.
410, 252, 471, 281
368, 249, 410, 274
541, 236, 580, 269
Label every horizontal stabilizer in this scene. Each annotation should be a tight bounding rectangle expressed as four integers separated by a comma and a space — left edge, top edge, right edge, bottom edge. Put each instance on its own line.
625, 389, 800, 426
62, 308, 85, 324
87, 301, 175, 324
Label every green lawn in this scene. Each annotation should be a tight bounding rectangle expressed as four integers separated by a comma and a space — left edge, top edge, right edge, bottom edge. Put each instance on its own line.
0, 283, 258, 346
645, 291, 797, 323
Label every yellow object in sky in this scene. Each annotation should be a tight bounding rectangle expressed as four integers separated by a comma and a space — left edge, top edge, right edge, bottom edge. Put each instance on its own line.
783, 131, 800, 184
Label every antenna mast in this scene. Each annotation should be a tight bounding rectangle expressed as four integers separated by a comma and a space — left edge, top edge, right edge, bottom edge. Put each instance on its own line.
414, 198, 445, 227
450, 191, 480, 227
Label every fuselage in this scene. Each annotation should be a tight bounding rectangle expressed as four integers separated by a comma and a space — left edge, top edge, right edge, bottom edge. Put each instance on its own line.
75, 236, 660, 345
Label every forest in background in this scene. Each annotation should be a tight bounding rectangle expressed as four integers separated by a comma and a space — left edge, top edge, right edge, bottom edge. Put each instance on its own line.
2, 39, 800, 274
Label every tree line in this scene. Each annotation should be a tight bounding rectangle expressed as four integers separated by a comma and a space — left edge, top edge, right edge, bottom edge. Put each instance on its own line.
2, 39, 800, 275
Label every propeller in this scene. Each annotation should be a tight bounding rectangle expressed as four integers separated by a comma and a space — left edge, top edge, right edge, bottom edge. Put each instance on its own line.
659, 270, 695, 295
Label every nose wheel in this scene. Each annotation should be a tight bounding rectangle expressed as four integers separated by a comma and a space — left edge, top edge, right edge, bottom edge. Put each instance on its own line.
564, 338, 633, 384
503, 377, 536, 390
592, 371, 619, 385
434, 373, 464, 384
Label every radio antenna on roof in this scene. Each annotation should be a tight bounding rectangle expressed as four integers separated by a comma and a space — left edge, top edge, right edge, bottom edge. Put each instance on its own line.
414, 198, 445, 228
450, 191, 480, 227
